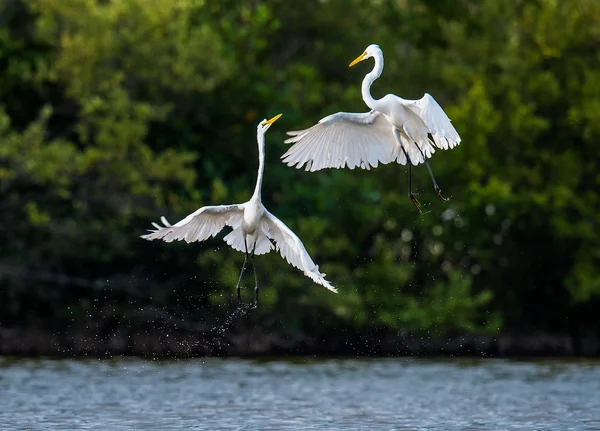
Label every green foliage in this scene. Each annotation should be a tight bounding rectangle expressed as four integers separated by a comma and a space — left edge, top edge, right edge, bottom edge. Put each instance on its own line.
2, 0, 600, 342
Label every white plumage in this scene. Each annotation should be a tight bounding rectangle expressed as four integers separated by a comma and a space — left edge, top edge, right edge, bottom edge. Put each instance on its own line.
282, 44, 460, 171
282, 44, 460, 212
141, 114, 336, 304
284, 111, 396, 171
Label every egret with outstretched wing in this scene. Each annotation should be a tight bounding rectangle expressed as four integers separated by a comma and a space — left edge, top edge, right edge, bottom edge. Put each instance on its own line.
141, 114, 337, 307
282, 44, 461, 213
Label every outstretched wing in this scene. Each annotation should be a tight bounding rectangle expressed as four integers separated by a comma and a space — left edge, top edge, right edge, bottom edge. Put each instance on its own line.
141, 204, 244, 243
263, 210, 337, 293
282, 111, 397, 171
407, 93, 461, 150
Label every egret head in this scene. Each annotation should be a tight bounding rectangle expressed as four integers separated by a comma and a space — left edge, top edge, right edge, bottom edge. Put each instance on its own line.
349, 44, 381, 67
258, 113, 282, 133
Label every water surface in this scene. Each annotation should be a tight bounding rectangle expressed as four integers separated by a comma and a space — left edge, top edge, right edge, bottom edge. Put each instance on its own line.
1, 357, 599, 430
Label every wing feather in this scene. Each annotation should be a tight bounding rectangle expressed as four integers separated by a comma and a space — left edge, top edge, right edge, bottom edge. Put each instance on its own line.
140, 204, 244, 244
282, 111, 397, 172
408, 93, 461, 150
263, 211, 337, 292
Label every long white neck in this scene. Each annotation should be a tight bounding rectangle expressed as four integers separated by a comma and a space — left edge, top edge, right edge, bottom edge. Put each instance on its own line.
361, 49, 384, 110
252, 130, 266, 201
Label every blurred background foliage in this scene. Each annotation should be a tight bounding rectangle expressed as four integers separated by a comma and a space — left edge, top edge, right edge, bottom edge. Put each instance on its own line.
1, 0, 599, 345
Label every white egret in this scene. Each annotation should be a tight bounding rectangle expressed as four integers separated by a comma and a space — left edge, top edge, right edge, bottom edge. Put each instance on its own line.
282, 44, 461, 213
141, 114, 337, 307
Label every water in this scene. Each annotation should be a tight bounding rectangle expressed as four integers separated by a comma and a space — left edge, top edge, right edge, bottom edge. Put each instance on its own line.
1, 357, 599, 430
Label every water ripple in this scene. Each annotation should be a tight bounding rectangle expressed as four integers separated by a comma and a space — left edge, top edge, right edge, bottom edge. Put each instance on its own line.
0, 357, 599, 430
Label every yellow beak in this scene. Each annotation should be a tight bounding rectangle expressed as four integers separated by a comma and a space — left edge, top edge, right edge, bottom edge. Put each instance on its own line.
263, 113, 282, 126
349, 51, 367, 67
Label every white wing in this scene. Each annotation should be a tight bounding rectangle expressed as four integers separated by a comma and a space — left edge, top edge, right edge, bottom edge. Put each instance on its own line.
263, 210, 337, 293
407, 93, 461, 150
282, 111, 397, 172
140, 204, 244, 243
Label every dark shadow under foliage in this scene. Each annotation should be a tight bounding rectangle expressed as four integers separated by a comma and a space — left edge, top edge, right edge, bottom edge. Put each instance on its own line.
1, 0, 600, 356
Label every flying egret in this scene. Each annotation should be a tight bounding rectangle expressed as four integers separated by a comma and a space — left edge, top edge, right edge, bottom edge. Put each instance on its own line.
141, 114, 337, 307
282, 44, 461, 213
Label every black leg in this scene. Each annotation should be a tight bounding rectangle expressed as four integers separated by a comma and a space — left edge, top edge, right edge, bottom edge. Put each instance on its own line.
251, 242, 259, 308
415, 144, 449, 201
402, 146, 422, 214
236, 238, 249, 302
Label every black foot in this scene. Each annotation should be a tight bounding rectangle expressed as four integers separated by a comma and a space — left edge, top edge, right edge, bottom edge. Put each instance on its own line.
409, 193, 423, 214
435, 185, 449, 202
